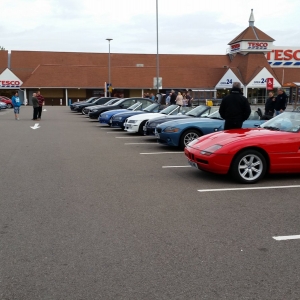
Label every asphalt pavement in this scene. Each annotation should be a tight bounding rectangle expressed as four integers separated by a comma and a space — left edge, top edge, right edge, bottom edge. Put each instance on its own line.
1, 106, 300, 300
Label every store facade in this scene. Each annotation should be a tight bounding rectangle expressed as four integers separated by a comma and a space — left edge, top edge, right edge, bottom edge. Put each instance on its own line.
1, 10, 300, 106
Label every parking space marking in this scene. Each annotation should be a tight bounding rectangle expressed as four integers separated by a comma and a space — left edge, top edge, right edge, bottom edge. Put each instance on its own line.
273, 235, 300, 241
198, 185, 300, 192
125, 143, 154, 145
140, 152, 183, 155
115, 136, 144, 139
162, 165, 191, 168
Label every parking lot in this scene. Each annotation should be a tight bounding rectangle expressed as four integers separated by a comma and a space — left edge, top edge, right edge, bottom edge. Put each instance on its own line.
1, 106, 300, 299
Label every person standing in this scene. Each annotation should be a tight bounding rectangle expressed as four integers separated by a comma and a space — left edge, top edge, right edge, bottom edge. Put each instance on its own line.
275, 88, 287, 115
186, 91, 193, 107
219, 82, 251, 130
36, 90, 45, 120
165, 92, 171, 106
264, 91, 276, 118
11, 91, 21, 120
31, 93, 39, 120
175, 92, 183, 106
170, 90, 177, 105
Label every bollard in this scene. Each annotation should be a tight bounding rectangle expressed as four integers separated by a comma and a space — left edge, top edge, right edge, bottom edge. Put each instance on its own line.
60, 99, 62, 105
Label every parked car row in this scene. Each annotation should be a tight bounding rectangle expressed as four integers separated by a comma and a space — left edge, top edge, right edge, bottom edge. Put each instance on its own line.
70, 97, 300, 183
0, 96, 13, 109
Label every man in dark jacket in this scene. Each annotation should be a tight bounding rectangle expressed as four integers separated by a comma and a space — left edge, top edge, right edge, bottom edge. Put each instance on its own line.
170, 90, 177, 105
31, 93, 39, 120
36, 90, 45, 120
219, 82, 251, 130
275, 88, 287, 115
264, 91, 276, 117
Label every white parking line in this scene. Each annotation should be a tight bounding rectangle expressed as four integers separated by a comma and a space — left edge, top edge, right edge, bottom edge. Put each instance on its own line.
140, 152, 183, 155
125, 143, 154, 145
162, 165, 191, 168
115, 136, 144, 139
198, 185, 300, 192
273, 235, 300, 241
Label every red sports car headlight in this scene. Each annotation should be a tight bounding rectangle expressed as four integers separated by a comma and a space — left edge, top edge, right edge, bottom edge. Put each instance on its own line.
200, 144, 223, 156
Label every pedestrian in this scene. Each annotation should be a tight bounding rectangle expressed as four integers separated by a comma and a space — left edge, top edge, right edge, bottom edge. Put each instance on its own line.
219, 82, 251, 130
165, 92, 171, 105
31, 93, 39, 120
275, 88, 287, 115
182, 93, 188, 107
264, 91, 276, 118
150, 93, 155, 101
175, 92, 183, 106
11, 91, 21, 120
186, 91, 193, 107
170, 90, 177, 105
36, 90, 45, 120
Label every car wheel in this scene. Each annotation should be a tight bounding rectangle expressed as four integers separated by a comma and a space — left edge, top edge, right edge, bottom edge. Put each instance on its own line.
108, 118, 112, 127
179, 129, 202, 150
230, 149, 266, 184
138, 121, 147, 135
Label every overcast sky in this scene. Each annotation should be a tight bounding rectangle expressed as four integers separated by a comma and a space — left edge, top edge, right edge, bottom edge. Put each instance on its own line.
1, 0, 300, 55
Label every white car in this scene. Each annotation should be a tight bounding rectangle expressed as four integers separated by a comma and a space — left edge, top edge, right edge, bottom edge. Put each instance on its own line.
124, 105, 193, 134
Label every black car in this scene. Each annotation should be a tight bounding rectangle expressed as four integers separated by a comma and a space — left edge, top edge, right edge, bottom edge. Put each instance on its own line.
88, 98, 152, 119
144, 105, 219, 135
70, 97, 98, 111
73, 97, 117, 113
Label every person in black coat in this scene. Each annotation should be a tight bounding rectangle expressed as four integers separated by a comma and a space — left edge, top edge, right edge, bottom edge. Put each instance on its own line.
170, 90, 177, 105
264, 92, 276, 117
275, 88, 287, 115
219, 82, 251, 130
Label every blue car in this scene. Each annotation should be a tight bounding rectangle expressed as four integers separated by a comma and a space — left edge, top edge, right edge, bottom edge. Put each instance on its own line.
156, 110, 265, 150
110, 103, 167, 129
98, 99, 154, 126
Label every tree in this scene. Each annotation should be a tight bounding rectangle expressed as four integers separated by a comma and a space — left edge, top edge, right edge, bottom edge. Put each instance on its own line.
0, 46, 5, 50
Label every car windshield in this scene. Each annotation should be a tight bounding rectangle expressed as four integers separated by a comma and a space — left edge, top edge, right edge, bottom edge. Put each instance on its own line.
208, 110, 223, 119
127, 102, 142, 110
260, 112, 300, 132
160, 105, 179, 115
103, 99, 119, 106
86, 97, 97, 103
143, 103, 160, 112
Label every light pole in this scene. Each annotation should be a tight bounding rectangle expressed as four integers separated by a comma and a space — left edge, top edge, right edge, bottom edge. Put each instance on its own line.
156, 0, 159, 95
106, 38, 113, 97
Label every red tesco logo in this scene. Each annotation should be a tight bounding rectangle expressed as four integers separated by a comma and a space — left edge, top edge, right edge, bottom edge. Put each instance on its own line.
0, 80, 20, 86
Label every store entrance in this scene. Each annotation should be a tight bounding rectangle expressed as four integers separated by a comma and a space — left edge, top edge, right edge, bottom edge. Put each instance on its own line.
247, 88, 268, 104
0, 89, 14, 98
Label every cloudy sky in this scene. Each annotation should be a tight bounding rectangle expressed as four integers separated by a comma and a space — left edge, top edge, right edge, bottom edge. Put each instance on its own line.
1, 0, 300, 55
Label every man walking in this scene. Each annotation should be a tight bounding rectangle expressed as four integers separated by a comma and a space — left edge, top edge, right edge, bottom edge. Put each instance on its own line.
11, 91, 21, 120
170, 90, 177, 105
31, 93, 39, 120
275, 88, 287, 115
219, 82, 251, 130
36, 90, 45, 120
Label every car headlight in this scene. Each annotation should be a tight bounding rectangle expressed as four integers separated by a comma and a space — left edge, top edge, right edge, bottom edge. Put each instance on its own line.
91, 109, 98, 112
163, 126, 180, 133
200, 144, 223, 156
113, 116, 123, 121
148, 122, 158, 128
128, 120, 138, 124
101, 114, 108, 118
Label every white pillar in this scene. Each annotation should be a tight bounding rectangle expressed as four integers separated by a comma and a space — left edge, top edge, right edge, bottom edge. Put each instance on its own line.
24, 88, 28, 105
142, 88, 144, 97
65, 88, 68, 106
243, 86, 248, 98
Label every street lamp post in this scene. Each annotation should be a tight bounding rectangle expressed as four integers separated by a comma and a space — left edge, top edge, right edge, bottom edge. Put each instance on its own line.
156, 0, 159, 95
106, 38, 113, 97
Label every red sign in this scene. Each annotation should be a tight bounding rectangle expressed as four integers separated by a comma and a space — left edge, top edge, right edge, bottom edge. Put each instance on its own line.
248, 42, 268, 47
266, 78, 273, 90
266, 49, 300, 61
0, 80, 21, 87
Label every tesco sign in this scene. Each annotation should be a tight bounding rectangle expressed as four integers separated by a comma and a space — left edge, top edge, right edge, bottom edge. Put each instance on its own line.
248, 42, 268, 49
266, 49, 300, 61
0, 80, 21, 87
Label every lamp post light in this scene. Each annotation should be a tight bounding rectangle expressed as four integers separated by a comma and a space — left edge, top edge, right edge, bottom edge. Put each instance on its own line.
106, 38, 113, 97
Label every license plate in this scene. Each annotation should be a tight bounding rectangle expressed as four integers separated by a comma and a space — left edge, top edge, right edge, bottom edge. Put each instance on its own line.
143, 126, 146, 131
126, 124, 132, 128
188, 159, 198, 169
155, 132, 160, 138
109, 119, 112, 123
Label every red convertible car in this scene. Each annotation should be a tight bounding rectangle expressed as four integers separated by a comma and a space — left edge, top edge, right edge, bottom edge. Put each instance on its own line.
184, 111, 300, 183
